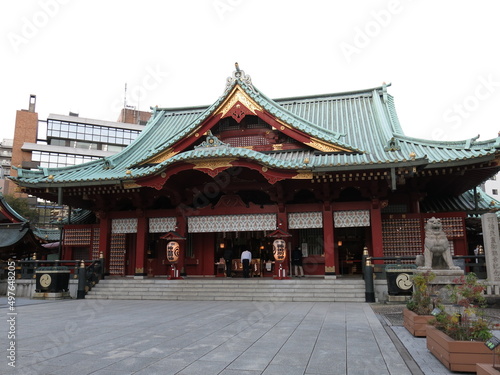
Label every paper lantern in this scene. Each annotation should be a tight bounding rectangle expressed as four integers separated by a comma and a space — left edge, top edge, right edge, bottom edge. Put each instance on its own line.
273, 239, 286, 263
166, 241, 180, 263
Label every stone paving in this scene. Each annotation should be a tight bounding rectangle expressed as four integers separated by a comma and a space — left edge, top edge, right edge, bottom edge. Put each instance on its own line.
372, 304, 471, 375
0, 298, 413, 375
2, 298, 496, 375
373, 303, 500, 375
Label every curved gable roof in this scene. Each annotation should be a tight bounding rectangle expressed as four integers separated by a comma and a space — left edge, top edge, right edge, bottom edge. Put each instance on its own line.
0, 193, 28, 223
11, 67, 500, 188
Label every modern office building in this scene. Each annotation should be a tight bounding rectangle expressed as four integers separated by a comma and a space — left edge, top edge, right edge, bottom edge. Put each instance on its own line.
7, 95, 150, 228
482, 175, 500, 197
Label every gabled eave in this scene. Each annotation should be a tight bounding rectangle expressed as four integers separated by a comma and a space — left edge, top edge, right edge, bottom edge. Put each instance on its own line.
137, 80, 363, 167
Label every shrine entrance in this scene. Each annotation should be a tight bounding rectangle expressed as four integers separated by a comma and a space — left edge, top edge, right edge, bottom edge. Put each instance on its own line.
335, 227, 368, 275
214, 231, 277, 277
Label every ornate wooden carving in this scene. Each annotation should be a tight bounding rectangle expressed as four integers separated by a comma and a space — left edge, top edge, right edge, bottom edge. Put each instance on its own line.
217, 87, 262, 119
213, 195, 247, 209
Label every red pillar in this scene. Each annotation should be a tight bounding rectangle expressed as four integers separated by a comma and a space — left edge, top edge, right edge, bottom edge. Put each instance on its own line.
370, 199, 384, 263
98, 214, 111, 273
176, 215, 186, 276
323, 202, 336, 276
135, 215, 148, 277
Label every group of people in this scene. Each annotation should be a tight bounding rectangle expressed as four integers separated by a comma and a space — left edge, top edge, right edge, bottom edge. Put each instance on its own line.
222, 246, 305, 278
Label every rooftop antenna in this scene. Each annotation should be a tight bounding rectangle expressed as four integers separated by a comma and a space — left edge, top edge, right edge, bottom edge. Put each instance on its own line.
124, 83, 127, 108
137, 87, 140, 112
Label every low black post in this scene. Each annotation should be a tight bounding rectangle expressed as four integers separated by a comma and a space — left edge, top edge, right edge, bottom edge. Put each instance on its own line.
77, 260, 86, 299
32, 253, 38, 280
364, 257, 375, 303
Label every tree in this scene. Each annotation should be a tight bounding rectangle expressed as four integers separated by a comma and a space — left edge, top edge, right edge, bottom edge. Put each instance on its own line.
3, 194, 38, 222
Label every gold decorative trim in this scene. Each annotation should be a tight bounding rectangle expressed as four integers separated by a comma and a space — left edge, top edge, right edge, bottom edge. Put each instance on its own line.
273, 117, 354, 153
216, 86, 262, 118
192, 158, 235, 171
306, 140, 352, 153
292, 172, 313, 179
122, 181, 141, 189
272, 144, 283, 151
325, 266, 336, 273
262, 166, 268, 172
145, 149, 179, 165
135, 267, 144, 273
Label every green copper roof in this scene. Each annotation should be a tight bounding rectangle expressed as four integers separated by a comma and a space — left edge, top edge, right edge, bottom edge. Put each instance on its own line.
0, 193, 27, 223
421, 188, 500, 217
11, 68, 500, 188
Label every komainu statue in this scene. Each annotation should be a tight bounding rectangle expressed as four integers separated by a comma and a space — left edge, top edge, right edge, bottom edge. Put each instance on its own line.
418, 217, 460, 270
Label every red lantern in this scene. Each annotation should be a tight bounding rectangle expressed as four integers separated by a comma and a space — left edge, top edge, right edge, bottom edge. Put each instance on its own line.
166, 241, 180, 263
273, 239, 287, 263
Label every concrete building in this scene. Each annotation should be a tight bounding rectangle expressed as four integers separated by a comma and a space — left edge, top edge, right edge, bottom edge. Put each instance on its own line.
6, 95, 150, 227
0, 138, 13, 194
482, 174, 500, 197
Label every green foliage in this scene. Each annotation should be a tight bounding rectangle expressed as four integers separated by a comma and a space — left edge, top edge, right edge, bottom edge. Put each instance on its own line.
432, 273, 493, 342
3, 194, 38, 221
406, 271, 436, 315
432, 310, 492, 341
448, 272, 487, 309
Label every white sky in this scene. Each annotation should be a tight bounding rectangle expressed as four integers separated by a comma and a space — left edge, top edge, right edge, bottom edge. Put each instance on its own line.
1, 0, 500, 143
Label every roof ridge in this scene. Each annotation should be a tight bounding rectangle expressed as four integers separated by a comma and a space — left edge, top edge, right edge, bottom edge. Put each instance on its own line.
274, 84, 389, 103
239, 80, 362, 152
393, 133, 499, 148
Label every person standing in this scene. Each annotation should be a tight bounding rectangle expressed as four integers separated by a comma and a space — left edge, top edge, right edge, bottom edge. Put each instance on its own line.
223, 246, 233, 277
292, 246, 304, 277
473, 245, 480, 263
241, 249, 252, 278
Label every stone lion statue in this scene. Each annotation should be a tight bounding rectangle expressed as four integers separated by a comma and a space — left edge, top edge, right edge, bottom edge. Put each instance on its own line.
418, 217, 460, 270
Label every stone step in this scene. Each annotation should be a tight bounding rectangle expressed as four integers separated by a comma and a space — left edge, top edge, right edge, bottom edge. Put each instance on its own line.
86, 277, 366, 302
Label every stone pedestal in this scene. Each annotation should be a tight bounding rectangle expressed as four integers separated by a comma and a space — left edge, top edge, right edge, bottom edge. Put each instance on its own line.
32, 291, 71, 300
414, 269, 464, 303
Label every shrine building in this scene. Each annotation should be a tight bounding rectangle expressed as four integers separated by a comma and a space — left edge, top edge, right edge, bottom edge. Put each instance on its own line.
10, 65, 500, 278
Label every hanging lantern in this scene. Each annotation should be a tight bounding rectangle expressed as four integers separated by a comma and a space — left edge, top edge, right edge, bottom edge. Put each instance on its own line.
273, 239, 287, 263
166, 241, 180, 263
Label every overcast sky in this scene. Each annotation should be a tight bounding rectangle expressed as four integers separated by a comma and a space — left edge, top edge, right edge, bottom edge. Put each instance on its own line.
1, 0, 500, 144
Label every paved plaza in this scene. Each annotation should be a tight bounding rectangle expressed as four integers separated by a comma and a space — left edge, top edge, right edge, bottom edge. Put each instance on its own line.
0, 298, 467, 375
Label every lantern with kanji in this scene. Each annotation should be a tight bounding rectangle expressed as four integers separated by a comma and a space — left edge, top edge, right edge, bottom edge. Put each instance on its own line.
273, 239, 287, 263
166, 241, 180, 264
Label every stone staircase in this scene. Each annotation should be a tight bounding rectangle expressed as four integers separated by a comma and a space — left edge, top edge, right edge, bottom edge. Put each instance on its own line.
85, 277, 366, 302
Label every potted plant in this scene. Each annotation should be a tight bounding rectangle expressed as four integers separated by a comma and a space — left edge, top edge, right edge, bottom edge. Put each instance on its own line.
403, 271, 436, 337
426, 272, 495, 373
